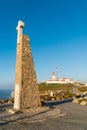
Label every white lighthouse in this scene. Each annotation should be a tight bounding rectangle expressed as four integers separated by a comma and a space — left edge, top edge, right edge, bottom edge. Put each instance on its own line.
45, 68, 75, 84
52, 72, 56, 80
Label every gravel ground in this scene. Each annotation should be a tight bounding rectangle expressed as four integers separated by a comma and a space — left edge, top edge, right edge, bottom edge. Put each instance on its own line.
0, 102, 62, 129
0, 100, 87, 130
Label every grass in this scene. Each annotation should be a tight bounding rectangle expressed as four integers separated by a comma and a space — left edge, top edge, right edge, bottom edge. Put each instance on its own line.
38, 83, 78, 92
38, 83, 78, 101
78, 87, 87, 92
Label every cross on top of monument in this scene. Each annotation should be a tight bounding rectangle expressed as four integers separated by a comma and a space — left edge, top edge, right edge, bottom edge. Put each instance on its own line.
16, 20, 24, 43
16, 20, 24, 30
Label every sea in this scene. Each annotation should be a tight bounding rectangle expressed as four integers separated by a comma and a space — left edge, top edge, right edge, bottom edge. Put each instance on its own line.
0, 89, 13, 100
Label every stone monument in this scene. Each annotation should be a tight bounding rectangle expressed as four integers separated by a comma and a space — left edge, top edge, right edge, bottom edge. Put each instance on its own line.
14, 20, 41, 110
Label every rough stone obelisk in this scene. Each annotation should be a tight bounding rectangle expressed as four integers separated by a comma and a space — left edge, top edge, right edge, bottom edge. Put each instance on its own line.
14, 20, 41, 110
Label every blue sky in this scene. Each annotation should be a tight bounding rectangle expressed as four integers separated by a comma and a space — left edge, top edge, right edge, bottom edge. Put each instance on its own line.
0, 0, 87, 89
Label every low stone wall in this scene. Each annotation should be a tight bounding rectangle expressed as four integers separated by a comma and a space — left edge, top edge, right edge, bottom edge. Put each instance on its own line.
73, 96, 87, 106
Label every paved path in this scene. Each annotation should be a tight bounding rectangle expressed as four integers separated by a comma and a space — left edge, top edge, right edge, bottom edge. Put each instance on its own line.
0, 101, 87, 130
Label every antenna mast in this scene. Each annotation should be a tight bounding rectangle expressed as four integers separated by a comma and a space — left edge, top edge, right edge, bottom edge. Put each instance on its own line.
56, 67, 58, 79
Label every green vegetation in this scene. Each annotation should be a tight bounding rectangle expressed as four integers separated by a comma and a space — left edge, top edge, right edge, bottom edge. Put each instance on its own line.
38, 83, 78, 101
38, 83, 78, 92
78, 87, 87, 92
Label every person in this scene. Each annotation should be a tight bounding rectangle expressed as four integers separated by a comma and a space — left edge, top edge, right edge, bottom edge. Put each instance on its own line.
50, 91, 53, 97
62, 92, 64, 99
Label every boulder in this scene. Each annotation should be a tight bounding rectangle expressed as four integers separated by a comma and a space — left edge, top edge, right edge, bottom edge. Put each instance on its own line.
83, 96, 87, 100
78, 97, 83, 100
73, 99, 79, 104
7, 100, 13, 104
80, 101, 87, 106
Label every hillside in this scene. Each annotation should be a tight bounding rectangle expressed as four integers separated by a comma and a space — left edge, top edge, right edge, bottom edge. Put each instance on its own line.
38, 83, 78, 92
38, 82, 87, 101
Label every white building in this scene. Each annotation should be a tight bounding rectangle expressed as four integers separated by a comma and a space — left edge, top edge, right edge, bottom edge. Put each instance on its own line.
46, 72, 74, 84
85, 83, 87, 86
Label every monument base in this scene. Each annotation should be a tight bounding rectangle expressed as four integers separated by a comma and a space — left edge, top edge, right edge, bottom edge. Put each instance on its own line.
7, 108, 22, 114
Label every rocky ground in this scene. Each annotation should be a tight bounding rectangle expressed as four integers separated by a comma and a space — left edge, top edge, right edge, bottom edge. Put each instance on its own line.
73, 93, 87, 106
